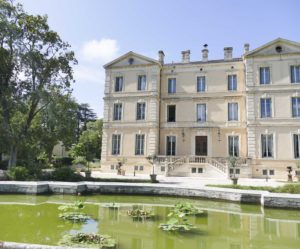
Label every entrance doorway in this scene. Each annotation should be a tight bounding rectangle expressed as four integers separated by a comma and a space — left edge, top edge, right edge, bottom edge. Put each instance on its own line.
195, 136, 208, 156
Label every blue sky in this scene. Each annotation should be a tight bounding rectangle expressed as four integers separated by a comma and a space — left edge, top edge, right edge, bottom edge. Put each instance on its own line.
19, 0, 300, 117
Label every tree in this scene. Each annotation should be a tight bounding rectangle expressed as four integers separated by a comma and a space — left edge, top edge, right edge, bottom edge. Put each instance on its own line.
0, 0, 77, 167
69, 119, 103, 169
75, 103, 97, 140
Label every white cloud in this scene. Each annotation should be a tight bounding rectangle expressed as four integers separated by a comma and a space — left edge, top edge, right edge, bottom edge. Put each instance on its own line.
73, 65, 104, 83
81, 38, 120, 62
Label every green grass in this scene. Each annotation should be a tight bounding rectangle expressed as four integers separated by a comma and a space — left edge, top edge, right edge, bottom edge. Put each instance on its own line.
206, 184, 300, 194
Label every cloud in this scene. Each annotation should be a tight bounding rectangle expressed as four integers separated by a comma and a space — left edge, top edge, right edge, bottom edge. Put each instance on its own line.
81, 38, 120, 62
73, 65, 104, 83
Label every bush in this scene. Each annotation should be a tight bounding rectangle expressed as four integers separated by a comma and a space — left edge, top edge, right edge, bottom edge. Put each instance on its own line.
52, 167, 83, 182
52, 157, 74, 168
0, 160, 8, 170
7, 166, 30, 181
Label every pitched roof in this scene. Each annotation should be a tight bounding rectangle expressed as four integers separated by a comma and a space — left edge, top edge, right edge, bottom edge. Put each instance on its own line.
103, 51, 160, 69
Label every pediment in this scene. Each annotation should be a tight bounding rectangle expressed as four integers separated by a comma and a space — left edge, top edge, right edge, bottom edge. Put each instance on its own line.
245, 38, 300, 57
104, 51, 160, 69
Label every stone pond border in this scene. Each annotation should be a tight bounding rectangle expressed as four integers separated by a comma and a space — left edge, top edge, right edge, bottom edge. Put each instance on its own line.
1, 241, 86, 249
0, 181, 299, 209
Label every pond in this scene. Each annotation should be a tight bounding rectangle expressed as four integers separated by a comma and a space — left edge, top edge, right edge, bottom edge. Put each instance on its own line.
0, 194, 299, 249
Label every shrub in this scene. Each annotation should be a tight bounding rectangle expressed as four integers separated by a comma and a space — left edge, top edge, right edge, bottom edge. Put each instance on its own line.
7, 166, 29, 181
0, 160, 8, 170
52, 157, 74, 168
52, 166, 83, 181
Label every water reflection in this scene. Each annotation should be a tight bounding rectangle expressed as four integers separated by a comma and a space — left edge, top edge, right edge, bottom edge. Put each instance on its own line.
0, 195, 299, 249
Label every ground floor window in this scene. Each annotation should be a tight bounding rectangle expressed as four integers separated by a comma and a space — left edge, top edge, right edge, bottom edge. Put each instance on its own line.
135, 134, 145, 155
166, 136, 176, 156
261, 134, 273, 158
294, 134, 300, 159
228, 136, 239, 157
262, 169, 275, 176
191, 167, 203, 174
112, 134, 121, 155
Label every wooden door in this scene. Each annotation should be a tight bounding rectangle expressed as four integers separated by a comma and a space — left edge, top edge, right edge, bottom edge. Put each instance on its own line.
195, 136, 207, 156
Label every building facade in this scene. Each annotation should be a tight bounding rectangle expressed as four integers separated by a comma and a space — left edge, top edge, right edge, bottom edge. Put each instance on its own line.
101, 38, 300, 179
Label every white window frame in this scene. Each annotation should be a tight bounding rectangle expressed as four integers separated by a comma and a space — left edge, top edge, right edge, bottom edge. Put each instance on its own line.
291, 65, 300, 84
136, 102, 146, 120
228, 135, 240, 157
228, 74, 237, 91
137, 75, 147, 91
111, 134, 121, 155
168, 78, 176, 94
259, 67, 271, 85
228, 102, 239, 121
196, 76, 206, 92
114, 76, 124, 92
261, 134, 274, 158
260, 97, 272, 118
167, 104, 176, 122
196, 103, 207, 122
293, 134, 300, 159
135, 134, 145, 156
166, 135, 176, 156
292, 97, 300, 118
113, 103, 123, 121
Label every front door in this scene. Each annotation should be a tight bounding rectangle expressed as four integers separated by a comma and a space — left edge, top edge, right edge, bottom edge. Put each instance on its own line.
195, 136, 207, 156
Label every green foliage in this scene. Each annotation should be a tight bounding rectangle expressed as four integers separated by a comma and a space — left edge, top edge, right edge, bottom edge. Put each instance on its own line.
52, 157, 74, 168
127, 208, 155, 220
59, 233, 116, 248
207, 184, 300, 194
58, 201, 90, 223
159, 203, 201, 232
172, 202, 204, 216
7, 166, 29, 181
52, 166, 83, 182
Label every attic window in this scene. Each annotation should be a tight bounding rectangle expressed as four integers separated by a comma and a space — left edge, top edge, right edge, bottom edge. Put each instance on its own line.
275, 46, 282, 53
128, 58, 134, 65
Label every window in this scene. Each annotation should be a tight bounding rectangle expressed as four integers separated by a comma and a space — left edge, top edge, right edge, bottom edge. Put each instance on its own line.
260, 67, 270, 85
168, 78, 176, 93
136, 102, 146, 120
260, 98, 272, 118
166, 136, 176, 156
134, 165, 139, 171
139, 165, 144, 171
228, 136, 239, 157
197, 104, 206, 122
112, 134, 121, 155
135, 134, 145, 155
198, 168, 203, 173
228, 103, 238, 121
292, 97, 300, 117
197, 76, 206, 92
191, 168, 197, 173
228, 75, 237, 91
161, 166, 165, 172
294, 134, 300, 159
261, 134, 273, 158
291, 66, 300, 83
137, 75, 146, 91
110, 165, 115, 170
167, 105, 176, 122
115, 76, 123, 92
113, 103, 122, 120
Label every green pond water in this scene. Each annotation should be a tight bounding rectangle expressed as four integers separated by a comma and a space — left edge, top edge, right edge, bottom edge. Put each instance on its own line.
0, 195, 300, 249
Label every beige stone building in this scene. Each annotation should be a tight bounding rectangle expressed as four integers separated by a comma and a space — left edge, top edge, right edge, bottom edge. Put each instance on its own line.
101, 38, 300, 179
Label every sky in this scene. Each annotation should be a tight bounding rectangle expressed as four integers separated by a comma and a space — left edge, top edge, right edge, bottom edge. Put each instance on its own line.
18, 0, 300, 118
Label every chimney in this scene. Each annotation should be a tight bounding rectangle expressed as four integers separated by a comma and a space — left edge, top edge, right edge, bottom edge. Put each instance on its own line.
181, 50, 190, 63
244, 43, 250, 53
224, 47, 233, 60
158, 50, 165, 65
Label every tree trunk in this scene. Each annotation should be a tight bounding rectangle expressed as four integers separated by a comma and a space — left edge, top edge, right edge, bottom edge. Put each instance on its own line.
8, 146, 17, 168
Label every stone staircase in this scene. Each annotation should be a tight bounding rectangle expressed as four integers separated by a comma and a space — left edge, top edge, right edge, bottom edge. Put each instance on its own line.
155, 156, 250, 178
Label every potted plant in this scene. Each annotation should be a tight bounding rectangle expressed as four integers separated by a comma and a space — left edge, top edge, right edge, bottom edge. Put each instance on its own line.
146, 155, 158, 183
228, 156, 240, 185
295, 160, 300, 182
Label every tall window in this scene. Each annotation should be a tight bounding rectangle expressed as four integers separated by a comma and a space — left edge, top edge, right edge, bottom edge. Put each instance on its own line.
260, 98, 272, 118
294, 134, 300, 159
197, 104, 206, 122
228, 103, 238, 121
291, 66, 300, 83
136, 102, 146, 120
166, 136, 176, 156
137, 75, 146, 91
112, 134, 121, 155
260, 67, 270, 85
228, 75, 237, 91
115, 76, 123, 92
261, 134, 273, 158
113, 103, 122, 121
197, 76, 206, 92
292, 97, 300, 117
135, 134, 145, 155
168, 78, 176, 93
167, 105, 176, 122
228, 136, 239, 157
